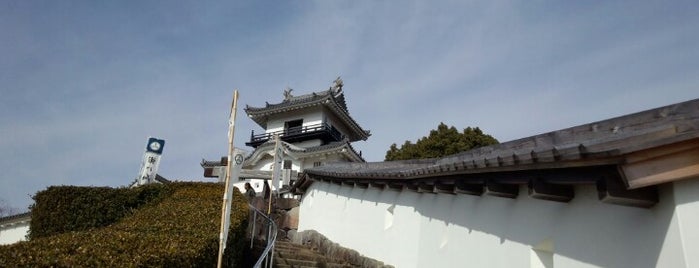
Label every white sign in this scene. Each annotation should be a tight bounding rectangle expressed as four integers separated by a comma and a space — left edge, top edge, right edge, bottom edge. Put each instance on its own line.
136, 137, 165, 186
271, 136, 284, 191
221, 148, 245, 250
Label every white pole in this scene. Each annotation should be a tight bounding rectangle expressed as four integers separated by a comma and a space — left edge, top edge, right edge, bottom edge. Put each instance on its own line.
268, 135, 282, 214
217, 90, 238, 268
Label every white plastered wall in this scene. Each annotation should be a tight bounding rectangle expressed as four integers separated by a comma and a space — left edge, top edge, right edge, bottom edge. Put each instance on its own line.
298, 181, 697, 268
265, 108, 323, 134
669, 178, 699, 267
245, 150, 344, 193
300, 154, 349, 170
321, 106, 352, 138
0, 222, 29, 245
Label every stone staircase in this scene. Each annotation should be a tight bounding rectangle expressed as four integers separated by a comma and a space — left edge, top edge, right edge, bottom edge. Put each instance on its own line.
247, 197, 389, 267
255, 240, 359, 268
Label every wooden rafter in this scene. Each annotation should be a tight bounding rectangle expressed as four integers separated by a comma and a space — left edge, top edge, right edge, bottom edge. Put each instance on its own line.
597, 173, 658, 208
485, 180, 519, 198
528, 179, 574, 203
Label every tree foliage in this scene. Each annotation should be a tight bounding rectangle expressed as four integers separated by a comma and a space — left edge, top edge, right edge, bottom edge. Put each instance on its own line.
385, 123, 499, 161
0, 182, 249, 267
29, 184, 170, 239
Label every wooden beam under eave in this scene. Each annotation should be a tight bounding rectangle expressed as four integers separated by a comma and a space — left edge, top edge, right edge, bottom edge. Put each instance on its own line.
621, 140, 699, 189
454, 181, 484, 196
597, 174, 658, 208
418, 183, 436, 194
387, 183, 404, 191
485, 180, 519, 199
529, 179, 574, 203
299, 178, 314, 192
435, 183, 456, 194
370, 182, 385, 190
536, 167, 604, 185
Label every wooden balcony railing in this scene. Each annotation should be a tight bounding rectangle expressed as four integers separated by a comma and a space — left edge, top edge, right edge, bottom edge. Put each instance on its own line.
246, 123, 344, 147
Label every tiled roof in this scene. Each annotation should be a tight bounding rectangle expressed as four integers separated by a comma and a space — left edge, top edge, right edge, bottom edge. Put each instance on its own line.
244, 80, 370, 142
307, 98, 699, 179
246, 87, 347, 113
246, 139, 365, 166
201, 139, 365, 169
0, 212, 31, 224
295, 98, 699, 208
201, 158, 223, 168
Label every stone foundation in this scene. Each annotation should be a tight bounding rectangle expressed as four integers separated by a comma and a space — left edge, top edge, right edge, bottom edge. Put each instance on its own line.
254, 197, 392, 267
289, 229, 394, 268
249, 197, 301, 240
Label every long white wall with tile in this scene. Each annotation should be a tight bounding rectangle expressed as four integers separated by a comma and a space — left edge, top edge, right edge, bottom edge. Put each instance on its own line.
0, 221, 29, 245
298, 179, 699, 268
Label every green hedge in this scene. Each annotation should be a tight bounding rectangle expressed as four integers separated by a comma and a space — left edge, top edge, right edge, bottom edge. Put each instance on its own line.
29, 183, 171, 239
0, 182, 249, 267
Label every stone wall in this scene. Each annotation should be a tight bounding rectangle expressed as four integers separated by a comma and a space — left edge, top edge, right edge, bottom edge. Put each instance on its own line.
257, 197, 392, 267
289, 229, 393, 268
250, 197, 300, 240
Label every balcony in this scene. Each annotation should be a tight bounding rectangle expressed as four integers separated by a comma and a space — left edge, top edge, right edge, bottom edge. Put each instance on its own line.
246, 123, 345, 148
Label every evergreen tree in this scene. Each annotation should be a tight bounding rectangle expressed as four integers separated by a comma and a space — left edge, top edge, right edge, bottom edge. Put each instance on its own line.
385, 123, 499, 161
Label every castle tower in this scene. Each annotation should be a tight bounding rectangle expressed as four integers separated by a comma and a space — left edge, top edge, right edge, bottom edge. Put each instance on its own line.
201, 78, 370, 194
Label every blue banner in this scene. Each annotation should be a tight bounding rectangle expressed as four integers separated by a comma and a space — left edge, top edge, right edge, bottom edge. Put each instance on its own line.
146, 137, 165, 154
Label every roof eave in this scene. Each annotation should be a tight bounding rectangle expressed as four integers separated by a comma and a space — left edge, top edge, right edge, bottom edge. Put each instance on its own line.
293, 98, 699, 207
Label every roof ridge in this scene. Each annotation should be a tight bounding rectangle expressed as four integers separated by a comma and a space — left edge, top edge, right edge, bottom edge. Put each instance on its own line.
0, 211, 32, 222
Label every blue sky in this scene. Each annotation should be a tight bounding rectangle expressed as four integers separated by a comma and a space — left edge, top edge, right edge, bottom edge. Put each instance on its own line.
1, 1, 698, 212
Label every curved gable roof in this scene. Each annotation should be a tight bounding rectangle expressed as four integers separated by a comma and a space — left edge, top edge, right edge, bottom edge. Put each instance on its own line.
244, 139, 365, 167
244, 80, 370, 142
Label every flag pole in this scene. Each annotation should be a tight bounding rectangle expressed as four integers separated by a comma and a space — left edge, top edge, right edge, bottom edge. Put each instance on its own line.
217, 90, 238, 268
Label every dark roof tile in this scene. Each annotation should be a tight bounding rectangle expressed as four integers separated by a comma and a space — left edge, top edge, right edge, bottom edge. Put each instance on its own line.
304, 98, 699, 181
244, 80, 370, 141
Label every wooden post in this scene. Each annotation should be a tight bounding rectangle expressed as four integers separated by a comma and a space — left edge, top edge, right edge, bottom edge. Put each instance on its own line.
217, 90, 238, 268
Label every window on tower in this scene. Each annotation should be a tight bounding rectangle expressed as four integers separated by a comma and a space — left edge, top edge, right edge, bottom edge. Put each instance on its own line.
285, 119, 303, 135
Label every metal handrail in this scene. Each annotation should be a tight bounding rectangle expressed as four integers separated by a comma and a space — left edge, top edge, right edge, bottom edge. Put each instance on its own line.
249, 203, 277, 268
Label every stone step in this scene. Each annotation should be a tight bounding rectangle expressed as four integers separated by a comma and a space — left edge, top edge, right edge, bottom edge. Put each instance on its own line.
283, 258, 319, 267
276, 251, 321, 260
274, 246, 320, 255
279, 262, 355, 268
269, 240, 360, 268
276, 248, 343, 262
277, 255, 346, 267
274, 241, 303, 249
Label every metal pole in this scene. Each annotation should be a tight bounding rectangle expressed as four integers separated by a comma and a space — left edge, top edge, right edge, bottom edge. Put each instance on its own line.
250, 211, 257, 249
269, 244, 275, 268
265, 224, 271, 268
